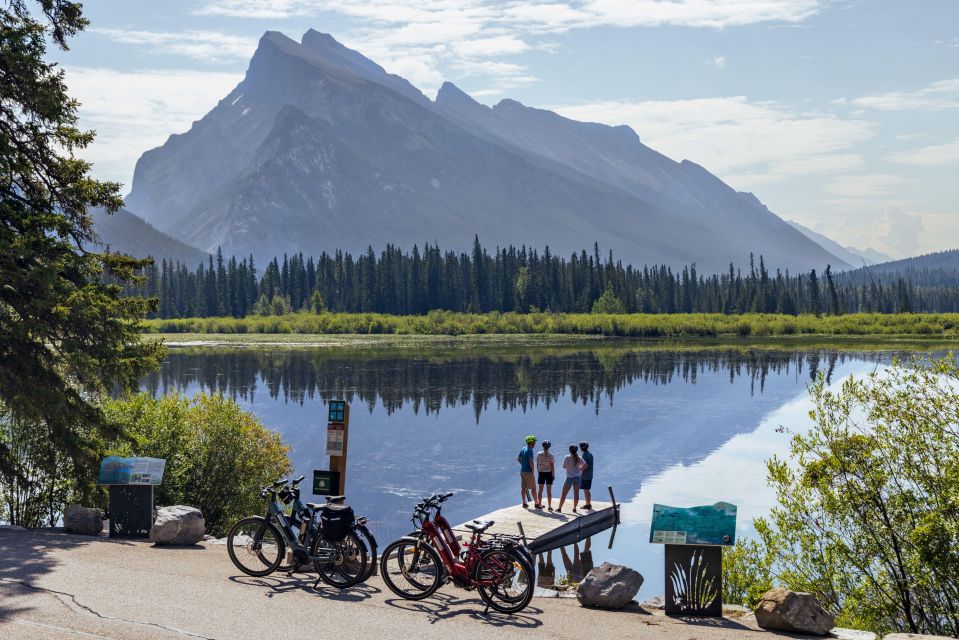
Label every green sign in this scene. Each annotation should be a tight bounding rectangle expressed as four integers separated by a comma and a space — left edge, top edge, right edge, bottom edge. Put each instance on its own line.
649, 502, 737, 546
313, 470, 341, 496
328, 400, 346, 424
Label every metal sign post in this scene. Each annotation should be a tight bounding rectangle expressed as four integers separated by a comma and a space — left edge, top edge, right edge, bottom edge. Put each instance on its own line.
326, 400, 349, 495
649, 502, 737, 616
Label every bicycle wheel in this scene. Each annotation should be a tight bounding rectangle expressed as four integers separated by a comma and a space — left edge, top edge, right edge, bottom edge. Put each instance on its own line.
312, 530, 368, 588
380, 537, 443, 600
355, 524, 378, 580
227, 516, 286, 577
475, 547, 534, 613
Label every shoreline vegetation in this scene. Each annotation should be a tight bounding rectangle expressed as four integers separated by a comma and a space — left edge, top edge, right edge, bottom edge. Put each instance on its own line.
144, 311, 959, 342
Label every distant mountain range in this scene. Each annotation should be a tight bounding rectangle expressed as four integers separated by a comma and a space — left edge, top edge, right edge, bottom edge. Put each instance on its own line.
123, 29, 851, 273
90, 207, 207, 265
786, 221, 891, 267
839, 249, 959, 285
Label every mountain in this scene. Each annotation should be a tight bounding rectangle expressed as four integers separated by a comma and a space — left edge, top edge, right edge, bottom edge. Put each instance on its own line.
91, 207, 208, 266
126, 30, 849, 273
786, 221, 892, 268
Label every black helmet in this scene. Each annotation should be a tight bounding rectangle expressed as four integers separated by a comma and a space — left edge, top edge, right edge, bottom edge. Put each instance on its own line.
579, 441, 589, 450
569, 443, 578, 454
542, 440, 551, 449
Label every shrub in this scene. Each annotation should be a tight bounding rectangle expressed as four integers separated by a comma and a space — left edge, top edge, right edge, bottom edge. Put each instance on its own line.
103, 393, 291, 536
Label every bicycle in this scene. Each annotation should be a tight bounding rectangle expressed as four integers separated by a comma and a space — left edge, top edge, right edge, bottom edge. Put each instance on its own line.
380, 493, 535, 613
226, 477, 368, 589
277, 476, 378, 581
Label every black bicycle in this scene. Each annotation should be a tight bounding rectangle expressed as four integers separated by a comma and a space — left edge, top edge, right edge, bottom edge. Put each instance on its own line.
226, 477, 369, 588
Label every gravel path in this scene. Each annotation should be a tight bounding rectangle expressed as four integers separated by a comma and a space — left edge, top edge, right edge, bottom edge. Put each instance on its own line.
0, 528, 817, 640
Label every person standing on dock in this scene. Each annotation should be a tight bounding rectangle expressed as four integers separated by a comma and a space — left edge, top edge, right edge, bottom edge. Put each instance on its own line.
518, 435, 537, 508
535, 440, 555, 510
579, 441, 594, 510
557, 443, 587, 513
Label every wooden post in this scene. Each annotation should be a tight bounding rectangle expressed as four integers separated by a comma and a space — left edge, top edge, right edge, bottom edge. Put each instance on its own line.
327, 401, 350, 496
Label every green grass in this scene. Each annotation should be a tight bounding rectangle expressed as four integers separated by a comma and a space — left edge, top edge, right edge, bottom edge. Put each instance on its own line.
143, 311, 959, 340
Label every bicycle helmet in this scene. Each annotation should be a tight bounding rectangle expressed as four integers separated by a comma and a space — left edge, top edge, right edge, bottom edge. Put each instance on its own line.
542, 440, 551, 449
525, 434, 537, 445
579, 441, 589, 450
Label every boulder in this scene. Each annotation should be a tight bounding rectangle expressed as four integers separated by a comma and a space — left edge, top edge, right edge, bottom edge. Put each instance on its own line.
754, 588, 835, 636
576, 562, 644, 609
150, 505, 205, 545
63, 504, 103, 535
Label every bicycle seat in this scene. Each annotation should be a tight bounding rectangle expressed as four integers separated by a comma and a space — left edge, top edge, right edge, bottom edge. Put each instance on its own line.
305, 502, 323, 510
465, 520, 494, 533
324, 495, 346, 503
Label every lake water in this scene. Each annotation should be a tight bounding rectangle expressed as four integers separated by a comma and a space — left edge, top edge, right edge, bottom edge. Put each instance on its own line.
142, 342, 936, 599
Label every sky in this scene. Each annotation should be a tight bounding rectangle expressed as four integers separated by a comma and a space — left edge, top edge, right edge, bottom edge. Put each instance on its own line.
55, 0, 959, 258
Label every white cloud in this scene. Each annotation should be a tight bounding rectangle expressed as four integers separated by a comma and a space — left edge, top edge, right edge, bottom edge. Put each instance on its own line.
888, 138, 959, 166
553, 97, 875, 182
453, 35, 530, 56
91, 28, 257, 63
710, 55, 727, 69
839, 78, 959, 111
822, 173, 909, 199
64, 67, 243, 188
877, 207, 924, 256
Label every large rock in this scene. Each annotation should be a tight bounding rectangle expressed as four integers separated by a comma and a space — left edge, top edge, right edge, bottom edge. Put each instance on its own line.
63, 504, 103, 535
150, 505, 205, 545
754, 588, 835, 636
576, 563, 644, 609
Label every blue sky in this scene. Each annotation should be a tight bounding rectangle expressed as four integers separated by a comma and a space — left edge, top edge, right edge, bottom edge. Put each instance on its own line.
58, 0, 958, 257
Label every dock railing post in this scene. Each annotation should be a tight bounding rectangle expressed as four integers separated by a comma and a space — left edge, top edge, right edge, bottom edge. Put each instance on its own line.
517, 521, 528, 547
608, 485, 620, 524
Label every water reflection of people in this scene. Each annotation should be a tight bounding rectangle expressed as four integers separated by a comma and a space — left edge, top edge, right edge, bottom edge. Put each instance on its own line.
537, 550, 556, 589
560, 541, 589, 585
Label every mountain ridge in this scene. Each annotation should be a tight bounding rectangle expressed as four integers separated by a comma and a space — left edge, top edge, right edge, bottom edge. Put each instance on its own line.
125, 29, 850, 273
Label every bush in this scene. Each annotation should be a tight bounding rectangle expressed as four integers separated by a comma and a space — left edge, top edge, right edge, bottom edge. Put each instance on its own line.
103, 393, 291, 536
724, 356, 959, 636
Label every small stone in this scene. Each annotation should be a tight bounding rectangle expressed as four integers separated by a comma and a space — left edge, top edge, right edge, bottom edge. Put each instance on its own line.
150, 505, 205, 545
754, 588, 835, 636
641, 595, 665, 610
576, 562, 644, 609
63, 505, 103, 535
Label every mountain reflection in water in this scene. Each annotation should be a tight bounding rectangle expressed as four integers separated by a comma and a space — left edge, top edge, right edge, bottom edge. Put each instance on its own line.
142, 345, 917, 598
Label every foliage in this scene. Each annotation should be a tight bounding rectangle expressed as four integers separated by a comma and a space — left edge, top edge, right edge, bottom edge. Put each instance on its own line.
144, 311, 959, 338
722, 537, 775, 608
591, 284, 624, 314
724, 356, 959, 636
103, 393, 291, 536
0, 2, 163, 486
130, 243, 959, 320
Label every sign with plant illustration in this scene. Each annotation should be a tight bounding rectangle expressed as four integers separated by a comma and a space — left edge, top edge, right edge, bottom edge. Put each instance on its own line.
664, 544, 722, 616
649, 502, 737, 546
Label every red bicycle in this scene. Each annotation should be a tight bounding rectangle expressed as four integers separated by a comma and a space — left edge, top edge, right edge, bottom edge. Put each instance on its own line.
380, 493, 535, 613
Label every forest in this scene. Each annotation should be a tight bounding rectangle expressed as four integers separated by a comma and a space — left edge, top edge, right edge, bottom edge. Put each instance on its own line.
125, 239, 959, 318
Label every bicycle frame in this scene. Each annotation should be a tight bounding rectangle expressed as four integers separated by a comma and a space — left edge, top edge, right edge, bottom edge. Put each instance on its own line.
415, 511, 515, 588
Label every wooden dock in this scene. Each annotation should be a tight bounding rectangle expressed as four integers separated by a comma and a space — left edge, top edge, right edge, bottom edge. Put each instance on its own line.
456, 495, 620, 553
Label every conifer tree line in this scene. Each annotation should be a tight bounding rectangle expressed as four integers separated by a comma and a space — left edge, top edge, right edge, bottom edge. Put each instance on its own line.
124, 239, 959, 318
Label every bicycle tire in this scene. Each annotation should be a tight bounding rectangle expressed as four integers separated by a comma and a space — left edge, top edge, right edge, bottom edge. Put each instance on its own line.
227, 516, 286, 577
355, 524, 378, 579
312, 530, 368, 588
475, 547, 534, 614
380, 537, 443, 600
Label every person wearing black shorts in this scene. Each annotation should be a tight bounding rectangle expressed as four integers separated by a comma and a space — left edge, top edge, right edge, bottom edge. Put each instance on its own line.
535, 440, 556, 510
580, 441, 594, 509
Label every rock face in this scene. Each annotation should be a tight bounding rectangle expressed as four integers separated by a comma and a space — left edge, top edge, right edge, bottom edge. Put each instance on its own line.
150, 506, 205, 545
576, 563, 644, 609
63, 505, 103, 535
754, 588, 836, 636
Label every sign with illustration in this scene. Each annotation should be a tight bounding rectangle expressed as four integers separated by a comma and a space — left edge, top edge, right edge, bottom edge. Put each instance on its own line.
649, 502, 737, 546
665, 544, 722, 616
328, 400, 347, 424
98, 456, 166, 485
326, 424, 345, 456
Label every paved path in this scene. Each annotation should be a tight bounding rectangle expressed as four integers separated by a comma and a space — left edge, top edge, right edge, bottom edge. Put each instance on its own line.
0, 528, 812, 640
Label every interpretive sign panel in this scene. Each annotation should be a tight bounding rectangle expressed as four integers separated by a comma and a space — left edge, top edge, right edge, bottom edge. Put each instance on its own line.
664, 544, 723, 616
326, 424, 345, 456
313, 470, 341, 496
649, 502, 737, 546
98, 456, 166, 485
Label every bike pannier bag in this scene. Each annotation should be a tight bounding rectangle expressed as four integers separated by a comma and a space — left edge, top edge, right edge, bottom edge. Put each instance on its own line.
320, 503, 353, 541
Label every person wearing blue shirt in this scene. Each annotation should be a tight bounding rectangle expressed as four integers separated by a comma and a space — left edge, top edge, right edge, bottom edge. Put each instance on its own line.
580, 441, 594, 510
517, 435, 537, 508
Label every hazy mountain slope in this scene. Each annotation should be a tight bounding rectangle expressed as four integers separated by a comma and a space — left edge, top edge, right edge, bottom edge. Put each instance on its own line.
852, 249, 959, 276
786, 221, 891, 267
90, 207, 208, 265
126, 29, 849, 273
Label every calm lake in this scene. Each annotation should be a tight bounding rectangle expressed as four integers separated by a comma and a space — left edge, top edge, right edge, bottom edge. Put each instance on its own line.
142, 341, 944, 599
